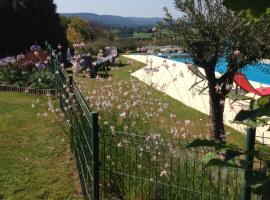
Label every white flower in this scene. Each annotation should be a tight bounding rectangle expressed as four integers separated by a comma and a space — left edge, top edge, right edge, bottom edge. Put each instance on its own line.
215, 84, 221, 93
119, 112, 126, 118
234, 50, 240, 56
110, 126, 115, 131
170, 113, 176, 119
160, 170, 167, 177
184, 120, 191, 126
117, 143, 122, 148
220, 100, 225, 106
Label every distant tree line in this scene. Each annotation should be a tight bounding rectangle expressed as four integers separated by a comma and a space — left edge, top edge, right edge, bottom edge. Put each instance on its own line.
60, 16, 116, 45
114, 26, 154, 38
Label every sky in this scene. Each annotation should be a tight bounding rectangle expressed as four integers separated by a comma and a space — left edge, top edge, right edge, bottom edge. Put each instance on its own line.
54, 0, 180, 18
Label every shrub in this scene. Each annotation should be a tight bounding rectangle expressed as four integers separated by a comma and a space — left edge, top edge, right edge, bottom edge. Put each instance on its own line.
0, 51, 54, 89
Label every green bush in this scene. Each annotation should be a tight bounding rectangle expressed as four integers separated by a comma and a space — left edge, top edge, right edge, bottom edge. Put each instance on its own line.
0, 63, 54, 89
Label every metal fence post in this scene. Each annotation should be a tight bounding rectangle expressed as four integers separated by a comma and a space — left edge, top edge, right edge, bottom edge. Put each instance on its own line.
242, 128, 256, 200
68, 75, 73, 88
91, 112, 99, 200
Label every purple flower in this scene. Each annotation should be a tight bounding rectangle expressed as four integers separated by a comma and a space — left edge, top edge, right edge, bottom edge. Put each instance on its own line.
35, 63, 46, 70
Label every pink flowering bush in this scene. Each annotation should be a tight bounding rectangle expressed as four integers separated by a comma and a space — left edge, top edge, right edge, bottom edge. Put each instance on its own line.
0, 51, 54, 89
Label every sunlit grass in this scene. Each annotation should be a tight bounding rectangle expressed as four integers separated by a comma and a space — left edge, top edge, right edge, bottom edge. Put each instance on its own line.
0, 92, 82, 200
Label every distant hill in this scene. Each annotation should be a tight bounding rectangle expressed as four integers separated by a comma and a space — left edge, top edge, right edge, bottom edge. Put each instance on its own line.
61, 13, 163, 27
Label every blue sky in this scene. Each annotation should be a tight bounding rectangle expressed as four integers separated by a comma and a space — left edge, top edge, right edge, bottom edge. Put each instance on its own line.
54, 0, 180, 18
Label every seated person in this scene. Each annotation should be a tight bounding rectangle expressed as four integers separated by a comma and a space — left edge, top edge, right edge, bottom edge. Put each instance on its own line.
97, 49, 104, 60
80, 53, 93, 72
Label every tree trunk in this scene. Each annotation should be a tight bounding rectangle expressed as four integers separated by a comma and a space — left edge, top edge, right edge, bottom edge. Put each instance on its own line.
208, 79, 225, 141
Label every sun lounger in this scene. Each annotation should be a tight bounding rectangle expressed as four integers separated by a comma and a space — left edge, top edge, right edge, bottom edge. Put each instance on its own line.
233, 72, 270, 96
187, 64, 208, 93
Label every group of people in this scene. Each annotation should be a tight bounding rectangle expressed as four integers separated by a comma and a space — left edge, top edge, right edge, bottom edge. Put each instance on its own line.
64, 45, 118, 77
24, 43, 117, 78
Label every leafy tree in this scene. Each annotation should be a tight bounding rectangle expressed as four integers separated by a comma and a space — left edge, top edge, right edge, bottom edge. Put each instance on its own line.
164, 0, 270, 141
0, 0, 67, 56
60, 15, 71, 31
223, 0, 270, 18
68, 17, 94, 41
66, 26, 84, 44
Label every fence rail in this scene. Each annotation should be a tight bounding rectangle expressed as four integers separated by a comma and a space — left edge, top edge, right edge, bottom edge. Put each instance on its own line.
46, 43, 99, 200
0, 84, 55, 96
45, 43, 265, 200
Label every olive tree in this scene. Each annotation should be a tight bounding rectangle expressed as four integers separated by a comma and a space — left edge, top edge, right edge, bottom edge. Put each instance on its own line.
223, 0, 270, 18
164, 0, 270, 141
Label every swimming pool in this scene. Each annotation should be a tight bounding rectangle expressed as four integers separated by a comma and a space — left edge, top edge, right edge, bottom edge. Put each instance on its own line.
168, 57, 270, 85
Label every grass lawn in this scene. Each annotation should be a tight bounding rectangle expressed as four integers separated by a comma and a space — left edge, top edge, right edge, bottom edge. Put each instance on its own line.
0, 92, 82, 200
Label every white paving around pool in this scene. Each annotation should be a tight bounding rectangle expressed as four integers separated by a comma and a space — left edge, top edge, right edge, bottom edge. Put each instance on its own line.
124, 54, 270, 145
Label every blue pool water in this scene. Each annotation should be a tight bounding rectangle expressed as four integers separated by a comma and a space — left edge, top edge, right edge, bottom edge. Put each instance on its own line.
169, 57, 270, 85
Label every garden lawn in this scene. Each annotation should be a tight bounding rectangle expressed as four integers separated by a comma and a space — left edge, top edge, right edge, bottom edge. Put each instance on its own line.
0, 92, 82, 200
76, 56, 247, 147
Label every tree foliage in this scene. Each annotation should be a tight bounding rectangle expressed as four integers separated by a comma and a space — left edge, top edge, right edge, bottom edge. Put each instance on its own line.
68, 17, 94, 41
60, 15, 71, 31
223, 0, 270, 18
0, 0, 67, 56
66, 26, 84, 44
164, 0, 270, 140
64, 16, 116, 45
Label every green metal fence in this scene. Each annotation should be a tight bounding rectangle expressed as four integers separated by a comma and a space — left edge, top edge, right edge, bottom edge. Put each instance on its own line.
46, 43, 99, 200
46, 44, 266, 200
99, 131, 244, 200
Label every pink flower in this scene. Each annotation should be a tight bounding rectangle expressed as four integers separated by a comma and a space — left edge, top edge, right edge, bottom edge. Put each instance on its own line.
233, 49, 240, 56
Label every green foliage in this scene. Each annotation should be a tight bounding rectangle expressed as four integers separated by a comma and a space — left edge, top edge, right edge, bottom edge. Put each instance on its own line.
0, 0, 67, 56
113, 28, 154, 39
233, 95, 270, 128
188, 137, 270, 196
0, 92, 81, 199
60, 15, 71, 31
64, 16, 117, 45
0, 64, 54, 89
69, 17, 94, 41
188, 92, 270, 197
133, 32, 154, 39
223, 0, 270, 18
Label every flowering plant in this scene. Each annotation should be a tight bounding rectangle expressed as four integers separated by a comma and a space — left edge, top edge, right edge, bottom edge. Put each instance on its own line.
0, 51, 54, 89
